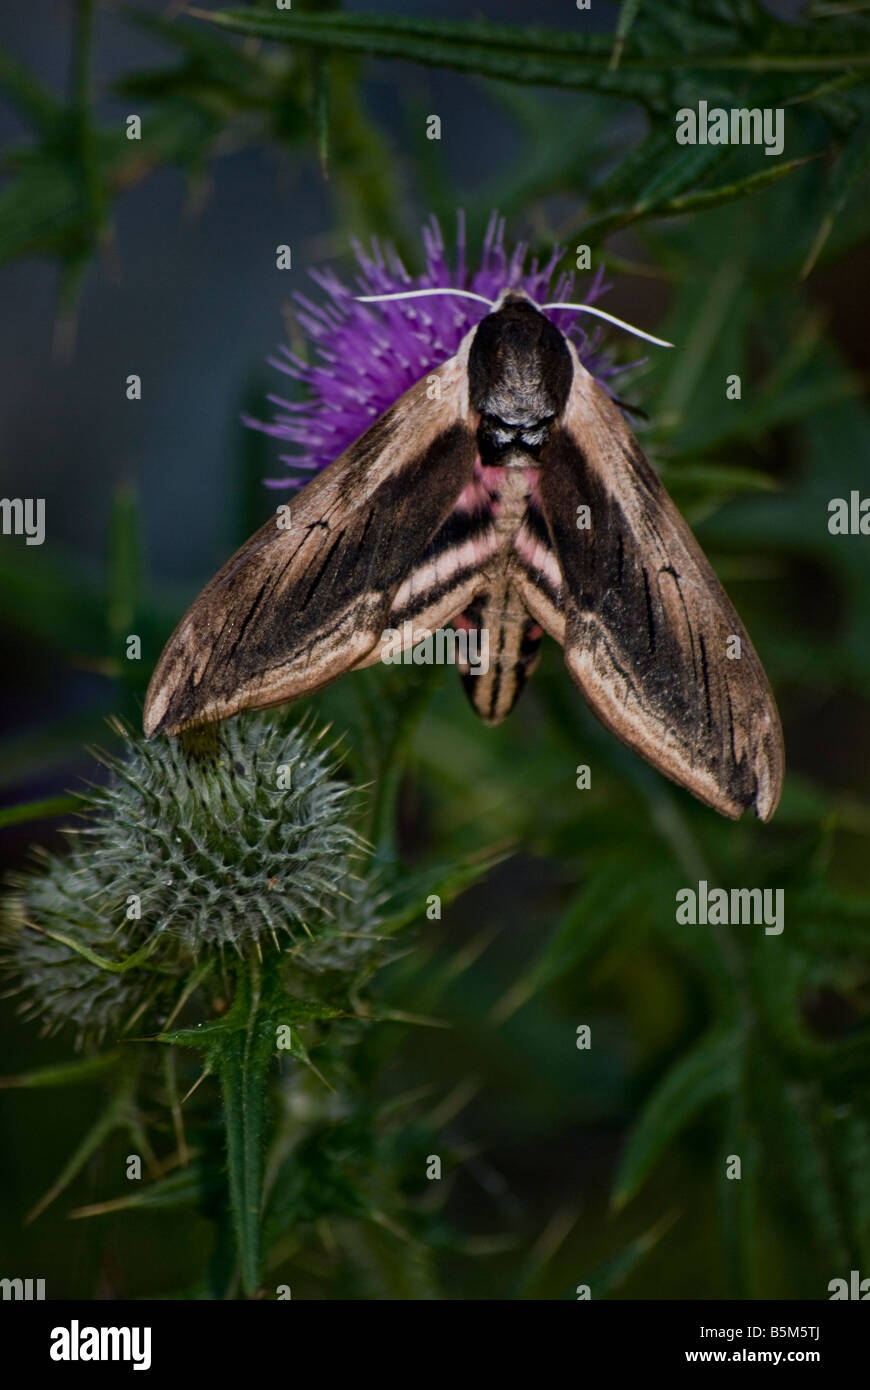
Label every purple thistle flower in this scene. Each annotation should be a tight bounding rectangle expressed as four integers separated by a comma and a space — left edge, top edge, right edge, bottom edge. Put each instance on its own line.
250, 213, 630, 490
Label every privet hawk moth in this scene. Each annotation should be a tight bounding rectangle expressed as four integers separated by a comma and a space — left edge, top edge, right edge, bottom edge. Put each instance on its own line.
144, 288, 783, 821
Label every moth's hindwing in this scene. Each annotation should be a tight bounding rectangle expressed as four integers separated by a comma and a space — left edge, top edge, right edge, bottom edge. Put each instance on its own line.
144, 350, 479, 737
532, 343, 784, 822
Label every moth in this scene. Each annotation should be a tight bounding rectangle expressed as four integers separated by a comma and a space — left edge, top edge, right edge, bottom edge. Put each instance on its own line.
144, 287, 784, 821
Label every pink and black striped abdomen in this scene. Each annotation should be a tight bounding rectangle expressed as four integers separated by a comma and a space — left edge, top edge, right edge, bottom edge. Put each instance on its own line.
453, 457, 555, 723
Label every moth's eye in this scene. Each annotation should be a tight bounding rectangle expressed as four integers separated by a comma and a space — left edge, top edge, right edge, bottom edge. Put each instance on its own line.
481, 412, 514, 439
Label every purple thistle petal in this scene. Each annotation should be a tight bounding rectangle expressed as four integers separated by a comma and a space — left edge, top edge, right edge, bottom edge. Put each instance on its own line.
248, 214, 627, 486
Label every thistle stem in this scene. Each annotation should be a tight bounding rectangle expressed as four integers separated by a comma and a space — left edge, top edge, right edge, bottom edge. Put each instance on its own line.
216, 955, 278, 1297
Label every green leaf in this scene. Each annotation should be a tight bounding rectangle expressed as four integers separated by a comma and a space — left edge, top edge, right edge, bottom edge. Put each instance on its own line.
582, 154, 816, 240
376, 848, 509, 937
609, 0, 643, 72
803, 114, 870, 274
190, 10, 670, 107
0, 46, 61, 136
208, 970, 273, 1297
160, 960, 307, 1296
27, 923, 160, 976
72, 0, 103, 236
829, 1108, 870, 1268
196, 9, 870, 83
0, 794, 80, 829
69, 1158, 219, 1217
577, 1211, 679, 1299
719, 1088, 761, 1298
656, 256, 745, 422
0, 1052, 121, 1089
588, 130, 726, 215
263, 1117, 373, 1241
657, 461, 779, 495
105, 482, 142, 642
494, 864, 647, 1023
325, 59, 409, 241
26, 1070, 137, 1223
123, 6, 267, 83
613, 1029, 741, 1209
312, 53, 330, 177
0, 149, 84, 269
749, 1051, 849, 1266
745, 937, 821, 1064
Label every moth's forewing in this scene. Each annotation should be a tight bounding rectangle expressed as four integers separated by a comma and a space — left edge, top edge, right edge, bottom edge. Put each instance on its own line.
535, 343, 784, 821
144, 349, 479, 738
509, 495, 566, 646
350, 461, 502, 670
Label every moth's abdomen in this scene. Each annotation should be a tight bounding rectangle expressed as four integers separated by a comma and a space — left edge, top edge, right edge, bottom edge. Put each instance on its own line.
458, 582, 542, 724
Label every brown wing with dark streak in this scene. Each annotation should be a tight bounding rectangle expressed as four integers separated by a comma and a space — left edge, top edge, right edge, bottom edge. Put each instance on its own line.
532, 343, 783, 821
144, 351, 478, 737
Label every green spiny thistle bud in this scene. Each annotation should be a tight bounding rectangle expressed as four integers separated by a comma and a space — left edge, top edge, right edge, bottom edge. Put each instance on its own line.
2, 715, 376, 1044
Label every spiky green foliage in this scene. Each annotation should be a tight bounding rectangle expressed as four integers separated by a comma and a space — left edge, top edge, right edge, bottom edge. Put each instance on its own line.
0, 703, 499, 1295
3, 0, 870, 327
2, 715, 372, 1043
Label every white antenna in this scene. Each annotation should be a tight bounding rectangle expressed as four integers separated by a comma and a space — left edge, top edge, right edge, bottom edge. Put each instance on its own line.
541, 302, 673, 348
355, 288, 496, 307
355, 288, 674, 348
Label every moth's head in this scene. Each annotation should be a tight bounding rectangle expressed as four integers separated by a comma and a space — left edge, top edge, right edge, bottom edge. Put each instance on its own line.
467, 289, 573, 428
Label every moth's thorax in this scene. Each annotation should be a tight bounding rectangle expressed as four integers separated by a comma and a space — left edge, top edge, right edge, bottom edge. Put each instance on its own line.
477, 454, 540, 540
468, 295, 573, 462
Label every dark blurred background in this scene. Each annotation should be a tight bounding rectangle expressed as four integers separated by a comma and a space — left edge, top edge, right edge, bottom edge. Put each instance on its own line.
2, 0, 870, 1300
